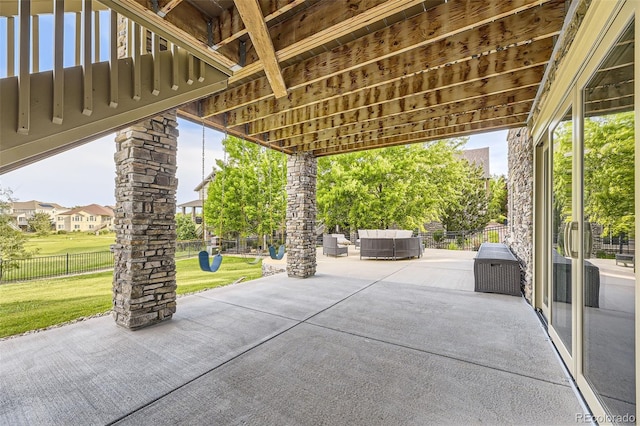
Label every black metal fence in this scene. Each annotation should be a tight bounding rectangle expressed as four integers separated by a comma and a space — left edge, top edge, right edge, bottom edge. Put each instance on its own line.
0, 251, 115, 283
418, 225, 509, 251
175, 240, 207, 258
0, 240, 211, 283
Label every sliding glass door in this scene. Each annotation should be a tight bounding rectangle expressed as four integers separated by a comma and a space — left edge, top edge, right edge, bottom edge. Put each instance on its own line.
581, 19, 635, 422
541, 10, 636, 423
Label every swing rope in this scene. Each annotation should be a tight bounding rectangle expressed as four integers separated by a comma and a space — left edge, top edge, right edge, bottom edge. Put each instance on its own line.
238, 127, 263, 265
266, 136, 285, 260
197, 113, 224, 273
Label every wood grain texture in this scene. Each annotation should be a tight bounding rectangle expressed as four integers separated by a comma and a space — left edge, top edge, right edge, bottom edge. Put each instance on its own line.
235, 0, 288, 98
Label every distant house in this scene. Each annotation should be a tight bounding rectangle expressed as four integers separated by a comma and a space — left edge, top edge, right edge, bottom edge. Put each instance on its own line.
56, 204, 115, 232
177, 169, 217, 222
460, 147, 491, 193
10, 200, 67, 230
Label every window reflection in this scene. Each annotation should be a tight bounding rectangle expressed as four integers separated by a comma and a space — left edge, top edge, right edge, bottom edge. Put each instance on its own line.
551, 108, 573, 354
582, 20, 635, 423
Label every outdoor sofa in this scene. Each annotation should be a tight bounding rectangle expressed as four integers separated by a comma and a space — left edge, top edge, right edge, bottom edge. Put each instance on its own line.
358, 230, 422, 260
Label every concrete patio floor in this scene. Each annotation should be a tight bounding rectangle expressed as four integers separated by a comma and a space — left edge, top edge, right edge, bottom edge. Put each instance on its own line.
0, 248, 589, 425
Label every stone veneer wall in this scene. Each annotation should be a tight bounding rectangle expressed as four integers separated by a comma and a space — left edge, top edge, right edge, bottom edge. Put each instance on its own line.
286, 152, 317, 278
112, 110, 179, 329
506, 127, 534, 302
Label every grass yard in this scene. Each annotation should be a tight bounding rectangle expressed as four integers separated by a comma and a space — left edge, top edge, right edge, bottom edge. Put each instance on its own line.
25, 232, 116, 255
0, 255, 264, 339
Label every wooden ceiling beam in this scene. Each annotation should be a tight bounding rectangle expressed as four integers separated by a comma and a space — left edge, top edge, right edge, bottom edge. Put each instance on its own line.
99, 0, 236, 74
295, 110, 531, 152
269, 86, 536, 149
234, 0, 288, 98
229, 0, 561, 85
157, 0, 184, 17
242, 0, 432, 67
175, 108, 292, 154
275, 87, 538, 150
202, 0, 564, 116
252, 66, 545, 136
284, 101, 533, 148
313, 117, 527, 157
212, 0, 307, 49
227, 38, 553, 127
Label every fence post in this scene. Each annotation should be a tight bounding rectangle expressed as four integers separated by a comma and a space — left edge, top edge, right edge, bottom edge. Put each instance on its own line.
66, 253, 70, 275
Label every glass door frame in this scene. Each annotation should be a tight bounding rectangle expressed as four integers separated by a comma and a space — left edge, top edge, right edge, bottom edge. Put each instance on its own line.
533, 1, 638, 422
544, 96, 576, 373
572, 6, 638, 423
534, 138, 551, 322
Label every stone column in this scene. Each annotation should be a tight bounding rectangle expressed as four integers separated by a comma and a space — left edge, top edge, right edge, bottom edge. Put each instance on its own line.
506, 127, 534, 302
112, 110, 179, 329
286, 152, 317, 278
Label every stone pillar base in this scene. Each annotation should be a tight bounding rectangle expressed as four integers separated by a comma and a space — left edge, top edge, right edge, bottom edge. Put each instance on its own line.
286, 152, 317, 278
112, 110, 178, 329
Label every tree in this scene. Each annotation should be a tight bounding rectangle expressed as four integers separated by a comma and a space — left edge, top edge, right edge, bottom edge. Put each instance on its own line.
204, 136, 287, 243
27, 212, 53, 236
176, 213, 198, 240
0, 188, 31, 276
440, 161, 489, 232
487, 175, 508, 222
317, 139, 471, 233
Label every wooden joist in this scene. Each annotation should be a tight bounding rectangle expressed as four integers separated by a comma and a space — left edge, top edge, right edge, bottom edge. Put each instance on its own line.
282, 102, 534, 148
226, 40, 553, 127
272, 87, 538, 148
313, 116, 530, 157
234, 0, 287, 98
249, 67, 545, 136
202, 0, 564, 117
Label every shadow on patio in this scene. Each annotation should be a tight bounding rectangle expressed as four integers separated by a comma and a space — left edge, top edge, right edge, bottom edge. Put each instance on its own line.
1, 248, 588, 425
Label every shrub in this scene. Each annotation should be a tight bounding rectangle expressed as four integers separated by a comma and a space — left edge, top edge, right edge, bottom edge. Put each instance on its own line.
488, 230, 500, 243
57, 230, 68, 235
433, 229, 444, 243
595, 250, 616, 259
447, 242, 458, 250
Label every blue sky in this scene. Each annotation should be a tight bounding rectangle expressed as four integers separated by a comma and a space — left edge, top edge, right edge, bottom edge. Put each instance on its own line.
0, 13, 509, 207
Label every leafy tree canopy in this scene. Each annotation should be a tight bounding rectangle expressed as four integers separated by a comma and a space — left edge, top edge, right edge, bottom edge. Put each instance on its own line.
204, 136, 287, 243
176, 213, 198, 240
487, 175, 508, 223
28, 212, 53, 236
440, 161, 489, 232
0, 188, 32, 274
317, 139, 475, 232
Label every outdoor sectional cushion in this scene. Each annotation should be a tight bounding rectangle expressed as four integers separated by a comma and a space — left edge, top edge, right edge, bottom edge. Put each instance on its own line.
395, 230, 413, 238
331, 234, 351, 245
358, 229, 414, 239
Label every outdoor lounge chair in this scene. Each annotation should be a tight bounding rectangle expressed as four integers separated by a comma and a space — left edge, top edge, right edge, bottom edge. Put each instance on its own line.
323, 234, 348, 257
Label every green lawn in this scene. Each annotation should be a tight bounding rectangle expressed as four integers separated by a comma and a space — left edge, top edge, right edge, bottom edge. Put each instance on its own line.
25, 232, 116, 255
0, 255, 263, 339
